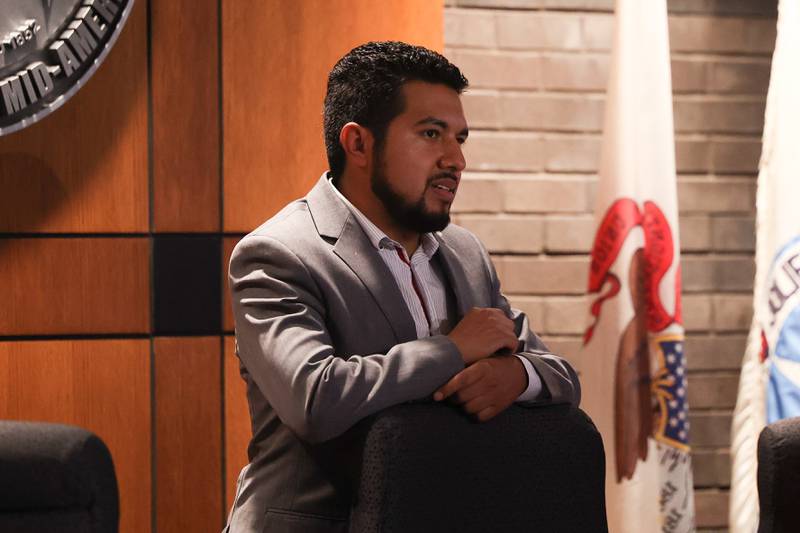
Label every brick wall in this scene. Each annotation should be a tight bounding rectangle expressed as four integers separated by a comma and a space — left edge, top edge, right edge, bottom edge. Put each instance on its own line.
444, 0, 777, 530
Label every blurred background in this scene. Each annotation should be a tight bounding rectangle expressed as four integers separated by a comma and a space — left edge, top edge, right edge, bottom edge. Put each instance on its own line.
0, 0, 776, 531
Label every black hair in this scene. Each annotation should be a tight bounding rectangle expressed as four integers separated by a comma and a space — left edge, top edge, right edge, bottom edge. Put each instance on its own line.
323, 41, 468, 178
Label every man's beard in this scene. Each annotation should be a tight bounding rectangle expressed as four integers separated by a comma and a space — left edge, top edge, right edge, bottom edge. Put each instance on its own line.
370, 152, 451, 235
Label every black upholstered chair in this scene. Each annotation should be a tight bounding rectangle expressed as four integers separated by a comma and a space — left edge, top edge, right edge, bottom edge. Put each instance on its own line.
0, 421, 119, 533
348, 402, 608, 533
757, 416, 800, 533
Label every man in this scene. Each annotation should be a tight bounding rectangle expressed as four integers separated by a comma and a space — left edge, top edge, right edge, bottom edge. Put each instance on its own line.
225, 41, 580, 532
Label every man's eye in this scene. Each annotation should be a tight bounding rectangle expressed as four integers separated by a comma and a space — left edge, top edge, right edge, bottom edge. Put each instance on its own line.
424, 129, 440, 139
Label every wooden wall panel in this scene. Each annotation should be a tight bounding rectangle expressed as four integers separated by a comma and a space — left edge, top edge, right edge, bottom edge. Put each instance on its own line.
152, 0, 220, 232
0, 238, 150, 335
155, 337, 223, 533
0, 1, 148, 233
224, 335, 250, 511
223, 0, 445, 232
0, 339, 151, 533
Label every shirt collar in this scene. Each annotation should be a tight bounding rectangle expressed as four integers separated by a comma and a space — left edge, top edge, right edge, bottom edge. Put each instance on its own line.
327, 175, 439, 259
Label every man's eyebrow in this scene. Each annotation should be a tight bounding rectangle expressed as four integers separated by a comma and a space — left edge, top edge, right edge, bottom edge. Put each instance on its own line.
414, 116, 469, 137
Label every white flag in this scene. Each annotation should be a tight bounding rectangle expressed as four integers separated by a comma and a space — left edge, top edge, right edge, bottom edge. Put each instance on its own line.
730, 2, 800, 531
579, 0, 695, 531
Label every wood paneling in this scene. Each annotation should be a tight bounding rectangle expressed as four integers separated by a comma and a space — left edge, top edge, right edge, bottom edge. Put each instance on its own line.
155, 337, 223, 533
0, 339, 151, 533
0, 238, 150, 335
152, 0, 220, 232
222, 236, 240, 332
223, 0, 445, 232
0, 1, 148, 233
224, 335, 250, 511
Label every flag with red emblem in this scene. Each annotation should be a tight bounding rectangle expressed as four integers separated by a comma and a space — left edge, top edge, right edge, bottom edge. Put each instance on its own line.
579, 0, 695, 531
730, 2, 799, 531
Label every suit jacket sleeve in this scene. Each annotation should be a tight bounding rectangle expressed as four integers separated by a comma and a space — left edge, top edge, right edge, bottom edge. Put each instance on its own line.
474, 235, 582, 407
229, 234, 465, 444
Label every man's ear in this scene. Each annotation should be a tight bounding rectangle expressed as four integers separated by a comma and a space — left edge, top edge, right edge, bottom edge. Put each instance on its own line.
339, 122, 373, 170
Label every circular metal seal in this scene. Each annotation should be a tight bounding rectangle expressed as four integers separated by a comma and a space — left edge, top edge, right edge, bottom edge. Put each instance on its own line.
0, 0, 134, 136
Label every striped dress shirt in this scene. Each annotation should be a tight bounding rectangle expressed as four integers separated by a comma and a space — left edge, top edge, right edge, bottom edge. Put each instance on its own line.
328, 178, 541, 401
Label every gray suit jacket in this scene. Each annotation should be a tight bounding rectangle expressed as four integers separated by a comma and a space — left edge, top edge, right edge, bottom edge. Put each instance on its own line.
225, 174, 581, 532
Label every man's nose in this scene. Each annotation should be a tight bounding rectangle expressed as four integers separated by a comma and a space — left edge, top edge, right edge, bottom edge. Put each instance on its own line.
440, 138, 466, 172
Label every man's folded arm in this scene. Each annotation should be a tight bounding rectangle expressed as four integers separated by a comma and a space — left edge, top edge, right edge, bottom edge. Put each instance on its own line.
507, 305, 582, 407
472, 233, 582, 407
229, 235, 464, 444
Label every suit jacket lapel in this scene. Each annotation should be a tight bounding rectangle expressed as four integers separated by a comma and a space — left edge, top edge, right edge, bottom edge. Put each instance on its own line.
306, 175, 417, 344
434, 235, 474, 320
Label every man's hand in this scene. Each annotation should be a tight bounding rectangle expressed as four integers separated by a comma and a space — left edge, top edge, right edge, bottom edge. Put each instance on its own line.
447, 307, 519, 365
433, 355, 527, 422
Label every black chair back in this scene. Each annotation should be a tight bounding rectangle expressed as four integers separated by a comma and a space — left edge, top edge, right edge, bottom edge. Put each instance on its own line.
758, 416, 800, 533
0, 421, 119, 533
349, 403, 607, 533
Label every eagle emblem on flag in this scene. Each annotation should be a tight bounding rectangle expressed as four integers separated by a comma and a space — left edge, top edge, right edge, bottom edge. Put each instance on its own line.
585, 198, 688, 481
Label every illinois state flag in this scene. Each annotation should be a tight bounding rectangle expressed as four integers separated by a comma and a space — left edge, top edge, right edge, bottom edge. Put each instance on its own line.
579, 0, 695, 531
730, 2, 800, 531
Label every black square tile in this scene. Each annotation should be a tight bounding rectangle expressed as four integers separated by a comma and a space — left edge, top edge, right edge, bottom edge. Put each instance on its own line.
153, 235, 221, 335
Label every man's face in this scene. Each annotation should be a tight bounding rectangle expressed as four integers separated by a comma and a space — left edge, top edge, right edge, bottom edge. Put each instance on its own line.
370, 81, 468, 234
